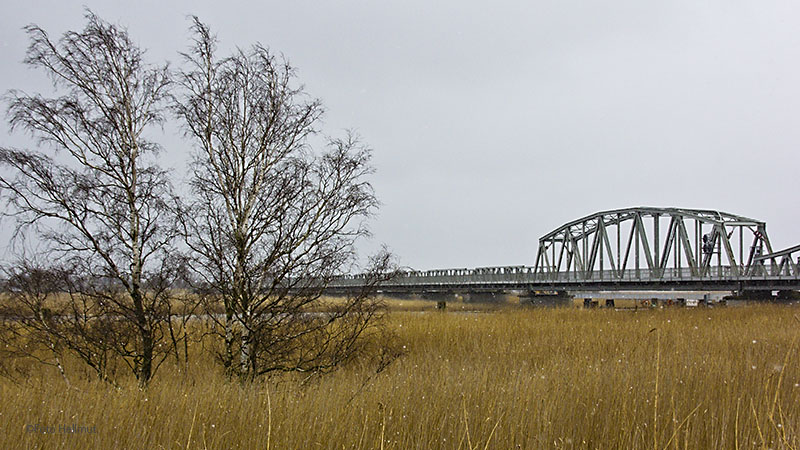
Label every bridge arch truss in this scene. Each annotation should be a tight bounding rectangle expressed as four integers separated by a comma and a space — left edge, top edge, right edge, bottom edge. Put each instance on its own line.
534, 207, 774, 280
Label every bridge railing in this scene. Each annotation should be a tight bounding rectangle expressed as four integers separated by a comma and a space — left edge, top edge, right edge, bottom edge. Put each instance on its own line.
327, 263, 799, 288
541, 263, 799, 282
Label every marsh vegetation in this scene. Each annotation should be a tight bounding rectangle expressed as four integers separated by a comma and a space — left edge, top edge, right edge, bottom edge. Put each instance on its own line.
1, 303, 798, 449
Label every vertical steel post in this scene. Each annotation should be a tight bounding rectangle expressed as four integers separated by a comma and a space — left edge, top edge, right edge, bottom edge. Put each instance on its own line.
717, 226, 722, 277
617, 213, 621, 279
635, 218, 640, 279
739, 226, 743, 273
599, 221, 604, 280
676, 220, 681, 275
582, 222, 587, 279
695, 219, 701, 274
654, 213, 660, 276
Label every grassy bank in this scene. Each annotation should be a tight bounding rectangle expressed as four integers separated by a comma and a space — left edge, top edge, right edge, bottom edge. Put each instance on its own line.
1, 305, 799, 449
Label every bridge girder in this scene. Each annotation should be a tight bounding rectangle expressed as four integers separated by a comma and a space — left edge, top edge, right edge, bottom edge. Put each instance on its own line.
752, 244, 800, 277
534, 207, 772, 280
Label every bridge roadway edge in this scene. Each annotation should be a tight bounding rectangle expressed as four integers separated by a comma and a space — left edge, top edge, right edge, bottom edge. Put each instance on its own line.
324, 278, 800, 299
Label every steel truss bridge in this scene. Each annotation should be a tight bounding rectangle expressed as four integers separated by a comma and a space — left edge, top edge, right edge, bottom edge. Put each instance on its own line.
328, 207, 800, 297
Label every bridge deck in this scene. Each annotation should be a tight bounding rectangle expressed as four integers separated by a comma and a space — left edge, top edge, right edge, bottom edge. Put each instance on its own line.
329, 264, 800, 293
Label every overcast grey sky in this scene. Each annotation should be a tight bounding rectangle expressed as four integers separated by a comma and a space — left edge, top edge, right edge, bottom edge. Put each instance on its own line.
1, 0, 798, 270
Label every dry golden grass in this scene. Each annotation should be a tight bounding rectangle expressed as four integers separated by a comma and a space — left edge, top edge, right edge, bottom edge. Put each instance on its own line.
2, 304, 799, 449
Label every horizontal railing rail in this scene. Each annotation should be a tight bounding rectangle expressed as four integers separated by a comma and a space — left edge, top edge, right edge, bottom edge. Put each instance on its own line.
328, 263, 800, 289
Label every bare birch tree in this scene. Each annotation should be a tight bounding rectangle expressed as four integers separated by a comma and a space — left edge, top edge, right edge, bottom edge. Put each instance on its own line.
175, 19, 393, 380
0, 12, 185, 387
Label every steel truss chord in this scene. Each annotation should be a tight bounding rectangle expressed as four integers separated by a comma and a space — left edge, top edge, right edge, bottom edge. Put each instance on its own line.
534, 207, 770, 282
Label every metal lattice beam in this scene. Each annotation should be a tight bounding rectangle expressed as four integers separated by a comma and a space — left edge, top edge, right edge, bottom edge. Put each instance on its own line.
534, 207, 770, 280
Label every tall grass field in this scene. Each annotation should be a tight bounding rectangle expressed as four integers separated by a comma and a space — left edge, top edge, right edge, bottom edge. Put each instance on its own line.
1, 303, 799, 449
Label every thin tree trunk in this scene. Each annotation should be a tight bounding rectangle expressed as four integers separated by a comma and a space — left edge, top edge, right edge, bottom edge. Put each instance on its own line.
240, 324, 251, 378
223, 308, 235, 378
131, 287, 153, 387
